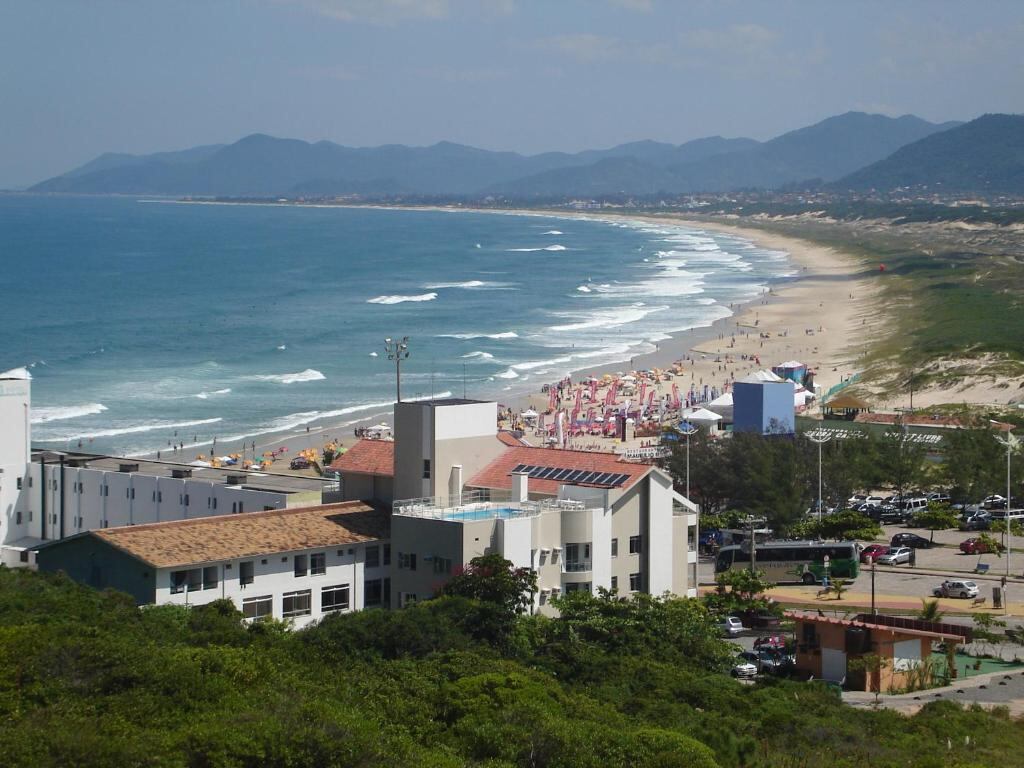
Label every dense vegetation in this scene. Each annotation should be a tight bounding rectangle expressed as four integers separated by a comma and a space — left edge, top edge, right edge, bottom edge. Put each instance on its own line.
663, 428, 1023, 533
2, 566, 1024, 767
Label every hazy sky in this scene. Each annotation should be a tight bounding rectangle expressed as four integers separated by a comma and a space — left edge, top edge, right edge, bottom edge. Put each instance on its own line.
2, 0, 1023, 187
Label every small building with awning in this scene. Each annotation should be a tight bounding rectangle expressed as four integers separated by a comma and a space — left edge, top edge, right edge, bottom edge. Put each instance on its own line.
822, 393, 871, 421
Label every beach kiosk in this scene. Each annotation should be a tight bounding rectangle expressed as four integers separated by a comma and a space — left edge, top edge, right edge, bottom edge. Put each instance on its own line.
822, 394, 871, 421
772, 360, 808, 384
681, 407, 723, 435
732, 370, 795, 435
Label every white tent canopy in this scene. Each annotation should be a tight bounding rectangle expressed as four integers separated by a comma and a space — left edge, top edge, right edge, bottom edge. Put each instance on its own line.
740, 369, 785, 383
684, 407, 723, 422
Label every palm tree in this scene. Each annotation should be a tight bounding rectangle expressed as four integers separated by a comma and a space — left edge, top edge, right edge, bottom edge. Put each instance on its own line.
918, 598, 945, 622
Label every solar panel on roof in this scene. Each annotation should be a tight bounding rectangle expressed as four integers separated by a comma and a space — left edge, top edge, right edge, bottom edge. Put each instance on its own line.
552, 468, 573, 481
608, 473, 630, 486
592, 472, 613, 485
511, 464, 529, 473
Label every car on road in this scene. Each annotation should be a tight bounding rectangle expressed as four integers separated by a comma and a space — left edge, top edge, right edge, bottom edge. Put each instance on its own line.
731, 656, 758, 678
739, 650, 794, 675
289, 456, 311, 470
877, 546, 913, 565
960, 537, 994, 555
933, 579, 980, 599
720, 616, 744, 637
860, 544, 890, 563
891, 532, 932, 549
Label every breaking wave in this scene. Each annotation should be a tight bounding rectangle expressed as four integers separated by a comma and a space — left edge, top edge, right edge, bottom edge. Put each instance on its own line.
249, 369, 326, 384
367, 292, 438, 305
31, 403, 108, 424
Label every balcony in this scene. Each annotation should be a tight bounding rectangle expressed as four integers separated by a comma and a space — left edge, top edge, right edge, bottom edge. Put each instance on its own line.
563, 560, 592, 573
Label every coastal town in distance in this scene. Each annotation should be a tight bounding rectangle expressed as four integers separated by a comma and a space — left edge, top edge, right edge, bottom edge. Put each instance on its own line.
4, 2, 1024, 765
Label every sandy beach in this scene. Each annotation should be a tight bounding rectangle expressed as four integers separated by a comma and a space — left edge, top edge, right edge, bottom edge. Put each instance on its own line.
235, 209, 881, 468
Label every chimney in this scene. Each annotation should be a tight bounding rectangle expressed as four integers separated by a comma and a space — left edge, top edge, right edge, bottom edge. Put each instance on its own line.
449, 464, 463, 504
511, 470, 529, 503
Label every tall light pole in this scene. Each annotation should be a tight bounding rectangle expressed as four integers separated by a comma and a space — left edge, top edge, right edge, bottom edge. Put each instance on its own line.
995, 427, 1018, 606
807, 431, 832, 525
679, 422, 698, 501
384, 337, 410, 403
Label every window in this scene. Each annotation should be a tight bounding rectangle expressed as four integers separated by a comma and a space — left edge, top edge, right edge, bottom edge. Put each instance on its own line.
321, 584, 350, 613
212, 497, 217, 510
365, 545, 380, 569
310, 553, 326, 576
422, 459, 431, 479
611, 538, 618, 557
629, 535, 642, 555
16, 477, 22, 490
202, 566, 218, 590
383, 544, 391, 566
383, 578, 391, 608
15, 511, 21, 525
184, 493, 189, 506
187, 569, 203, 592
282, 589, 312, 617
239, 560, 254, 586
610, 575, 618, 591
401, 593, 418, 607
629, 572, 642, 592
564, 582, 590, 594
294, 554, 308, 577
564, 542, 592, 572
242, 595, 273, 621
433, 557, 452, 575
398, 552, 417, 571
237, 502, 243, 513
170, 570, 188, 594
364, 578, 384, 607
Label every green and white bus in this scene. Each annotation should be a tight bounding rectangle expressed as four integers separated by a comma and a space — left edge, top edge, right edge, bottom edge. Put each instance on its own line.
714, 541, 860, 584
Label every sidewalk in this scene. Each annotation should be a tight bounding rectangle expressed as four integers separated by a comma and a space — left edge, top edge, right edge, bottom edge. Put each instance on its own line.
764, 584, 1024, 616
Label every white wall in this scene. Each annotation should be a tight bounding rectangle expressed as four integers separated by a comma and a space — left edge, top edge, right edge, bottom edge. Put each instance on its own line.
155, 542, 383, 629
646, 471, 674, 596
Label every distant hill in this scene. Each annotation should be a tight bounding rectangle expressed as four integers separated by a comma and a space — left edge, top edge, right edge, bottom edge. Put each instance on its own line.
30, 112, 961, 198
837, 113, 1024, 194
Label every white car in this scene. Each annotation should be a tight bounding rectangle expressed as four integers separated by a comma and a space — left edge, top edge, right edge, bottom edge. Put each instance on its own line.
933, 580, 979, 599
877, 546, 912, 565
721, 616, 744, 636
864, 496, 885, 508
730, 658, 758, 678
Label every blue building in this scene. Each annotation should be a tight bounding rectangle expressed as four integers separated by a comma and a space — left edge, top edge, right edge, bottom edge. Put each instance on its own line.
732, 371, 795, 434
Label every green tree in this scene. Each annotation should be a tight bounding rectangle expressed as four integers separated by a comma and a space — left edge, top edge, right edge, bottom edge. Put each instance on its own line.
795, 509, 883, 541
703, 569, 776, 617
912, 502, 960, 542
441, 553, 537, 646
943, 427, 1008, 502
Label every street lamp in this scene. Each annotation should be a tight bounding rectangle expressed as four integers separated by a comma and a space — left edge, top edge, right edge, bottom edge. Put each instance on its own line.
678, 422, 698, 501
384, 336, 410, 402
807, 431, 832, 524
995, 426, 1018, 607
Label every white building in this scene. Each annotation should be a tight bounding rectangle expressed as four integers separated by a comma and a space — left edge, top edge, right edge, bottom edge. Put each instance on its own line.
0, 368, 290, 568
35, 501, 390, 626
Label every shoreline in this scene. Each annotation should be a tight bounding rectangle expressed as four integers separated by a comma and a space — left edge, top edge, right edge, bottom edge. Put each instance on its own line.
125, 203, 877, 464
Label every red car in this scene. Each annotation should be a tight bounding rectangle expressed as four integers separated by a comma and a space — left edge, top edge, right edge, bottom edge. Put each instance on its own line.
960, 538, 993, 555
860, 544, 890, 563
753, 634, 787, 651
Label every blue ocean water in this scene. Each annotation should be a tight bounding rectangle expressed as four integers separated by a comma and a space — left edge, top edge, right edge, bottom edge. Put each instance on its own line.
0, 196, 792, 456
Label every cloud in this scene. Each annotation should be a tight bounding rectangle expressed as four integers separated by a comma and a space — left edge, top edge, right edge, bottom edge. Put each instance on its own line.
608, 0, 653, 10
276, 0, 450, 24
681, 23, 779, 51
536, 33, 620, 63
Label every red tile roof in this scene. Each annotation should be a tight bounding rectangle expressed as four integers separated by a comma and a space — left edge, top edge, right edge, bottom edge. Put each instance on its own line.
784, 611, 963, 641
467, 446, 651, 496
329, 440, 394, 477
497, 431, 530, 447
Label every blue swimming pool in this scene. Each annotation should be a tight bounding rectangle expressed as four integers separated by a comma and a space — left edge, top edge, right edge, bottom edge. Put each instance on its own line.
442, 507, 523, 521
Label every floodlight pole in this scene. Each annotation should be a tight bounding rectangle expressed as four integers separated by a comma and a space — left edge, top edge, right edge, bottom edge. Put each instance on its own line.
679, 424, 698, 501
384, 336, 410, 403
807, 432, 832, 525
995, 427, 1017, 612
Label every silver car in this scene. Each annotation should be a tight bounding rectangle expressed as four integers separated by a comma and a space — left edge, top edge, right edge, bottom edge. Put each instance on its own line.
877, 546, 912, 565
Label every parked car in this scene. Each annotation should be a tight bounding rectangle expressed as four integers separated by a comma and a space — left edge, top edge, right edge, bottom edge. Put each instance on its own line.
928, 492, 952, 504
860, 544, 890, 563
720, 616, 744, 637
960, 513, 992, 531
753, 634, 787, 651
933, 579, 979, 599
848, 494, 868, 506
891, 532, 932, 549
739, 650, 793, 675
731, 656, 758, 678
877, 546, 913, 565
983, 495, 1007, 510
289, 456, 311, 470
741, 609, 782, 630
864, 496, 885, 508
960, 537, 994, 555
869, 505, 905, 525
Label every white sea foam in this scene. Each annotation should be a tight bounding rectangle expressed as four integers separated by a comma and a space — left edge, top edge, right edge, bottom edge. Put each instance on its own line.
438, 331, 518, 340
194, 388, 231, 399
249, 369, 326, 384
461, 351, 495, 360
495, 368, 520, 379
276, 344, 287, 350
542, 230, 563, 235
548, 304, 668, 332
31, 403, 108, 424
422, 280, 514, 290
367, 292, 438, 305
51, 417, 223, 442
576, 285, 591, 293
369, 351, 378, 357
506, 244, 567, 252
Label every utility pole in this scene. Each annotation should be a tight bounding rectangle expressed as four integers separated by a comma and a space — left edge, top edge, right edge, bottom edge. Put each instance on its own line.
995, 427, 1018, 610
384, 336, 410, 403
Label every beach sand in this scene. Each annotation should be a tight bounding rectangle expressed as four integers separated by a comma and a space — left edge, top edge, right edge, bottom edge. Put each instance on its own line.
238, 211, 880, 470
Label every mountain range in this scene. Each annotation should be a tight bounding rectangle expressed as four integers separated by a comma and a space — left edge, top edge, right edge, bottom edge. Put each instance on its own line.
31, 111, 1021, 199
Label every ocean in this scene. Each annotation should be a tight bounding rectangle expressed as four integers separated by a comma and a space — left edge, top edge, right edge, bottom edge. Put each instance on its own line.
0, 196, 793, 456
